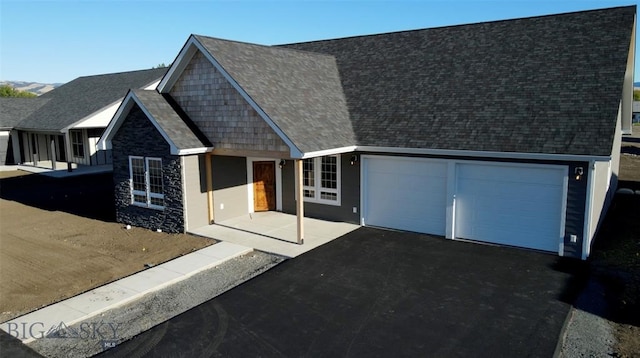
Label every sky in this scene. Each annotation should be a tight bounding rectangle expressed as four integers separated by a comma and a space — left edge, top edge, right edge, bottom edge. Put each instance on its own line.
0, 0, 638, 84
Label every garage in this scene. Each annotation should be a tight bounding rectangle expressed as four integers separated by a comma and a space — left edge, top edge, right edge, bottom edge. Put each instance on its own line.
454, 163, 566, 252
363, 156, 447, 235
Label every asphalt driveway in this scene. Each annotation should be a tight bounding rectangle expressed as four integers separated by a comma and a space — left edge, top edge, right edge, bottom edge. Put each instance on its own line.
101, 227, 586, 357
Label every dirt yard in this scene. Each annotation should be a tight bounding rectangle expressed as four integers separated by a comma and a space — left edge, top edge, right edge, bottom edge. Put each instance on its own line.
0, 171, 213, 323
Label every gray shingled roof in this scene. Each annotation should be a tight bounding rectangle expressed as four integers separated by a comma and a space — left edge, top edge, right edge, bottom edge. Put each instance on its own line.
17, 68, 167, 131
0, 97, 50, 130
132, 90, 211, 150
274, 6, 633, 157
194, 35, 355, 153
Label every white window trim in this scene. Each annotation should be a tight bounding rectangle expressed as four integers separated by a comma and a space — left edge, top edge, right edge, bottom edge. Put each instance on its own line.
70, 130, 85, 159
129, 156, 164, 210
303, 155, 341, 206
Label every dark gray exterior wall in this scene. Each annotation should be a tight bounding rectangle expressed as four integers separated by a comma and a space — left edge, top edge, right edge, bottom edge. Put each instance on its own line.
111, 104, 185, 233
282, 153, 360, 224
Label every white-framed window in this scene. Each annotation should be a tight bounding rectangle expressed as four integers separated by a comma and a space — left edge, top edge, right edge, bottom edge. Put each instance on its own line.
129, 156, 164, 210
70, 130, 84, 158
302, 155, 340, 205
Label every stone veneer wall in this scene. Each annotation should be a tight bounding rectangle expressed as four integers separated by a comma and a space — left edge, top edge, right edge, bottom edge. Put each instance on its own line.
111, 104, 185, 233
169, 50, 290, 153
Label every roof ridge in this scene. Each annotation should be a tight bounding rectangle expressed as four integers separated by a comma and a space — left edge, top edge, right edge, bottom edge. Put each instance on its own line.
280, 5, 636, 47
73, 67, 167, 80
192, 34, 337, 60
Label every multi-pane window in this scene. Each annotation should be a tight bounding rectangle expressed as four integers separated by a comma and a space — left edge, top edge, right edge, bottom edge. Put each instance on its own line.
70, 130, 84, 158
302, 155, 340, 205
129, 156, 164, 209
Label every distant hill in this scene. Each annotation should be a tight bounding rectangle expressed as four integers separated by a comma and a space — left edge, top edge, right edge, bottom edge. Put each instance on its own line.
0, 81, 63, 96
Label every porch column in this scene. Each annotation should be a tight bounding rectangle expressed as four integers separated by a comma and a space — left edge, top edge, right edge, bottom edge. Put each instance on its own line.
50, 138, 57, 170
295, 159, 304, 244
63, 130, 73, 172
205, 153, 214, 224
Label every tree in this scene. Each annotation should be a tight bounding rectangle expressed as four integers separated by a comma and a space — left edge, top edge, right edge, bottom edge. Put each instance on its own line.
634, 89, 640, 101
152, 63, 168, 69
0, 85, 37, 98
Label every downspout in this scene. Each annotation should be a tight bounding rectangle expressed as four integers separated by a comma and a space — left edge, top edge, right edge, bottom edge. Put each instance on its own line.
582, 160, 596, 260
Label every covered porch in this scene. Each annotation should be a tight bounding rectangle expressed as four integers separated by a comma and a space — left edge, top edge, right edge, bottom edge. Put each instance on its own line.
189, 211, 359, 258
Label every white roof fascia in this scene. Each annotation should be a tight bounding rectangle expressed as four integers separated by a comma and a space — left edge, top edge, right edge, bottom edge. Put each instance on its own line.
354, 146, 611, 163
65, 100, 123, 131
177, 147, 214, 155
97, 92, 135, 151
300, 146, 357, 159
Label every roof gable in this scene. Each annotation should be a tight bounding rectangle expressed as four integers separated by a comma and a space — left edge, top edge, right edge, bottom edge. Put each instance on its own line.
98, 90, 211, 155
16, 68, 167, 132
160, 35, 354, 156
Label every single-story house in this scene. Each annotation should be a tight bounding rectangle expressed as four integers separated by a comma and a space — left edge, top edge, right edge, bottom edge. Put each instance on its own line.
0, 97, 50, 165
99, 6, 636, 260
12, 68, 166, 169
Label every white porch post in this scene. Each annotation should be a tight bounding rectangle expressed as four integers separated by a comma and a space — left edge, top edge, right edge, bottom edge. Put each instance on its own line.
50, 137, 57, 170
295, 159, 304, 244
205, 153, 214, 224
63, 130, 73, 172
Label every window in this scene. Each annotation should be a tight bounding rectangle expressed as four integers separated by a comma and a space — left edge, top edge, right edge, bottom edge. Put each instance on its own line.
302, 155, 340, 205
129, 156, 164, 210
70, 130, 84, 158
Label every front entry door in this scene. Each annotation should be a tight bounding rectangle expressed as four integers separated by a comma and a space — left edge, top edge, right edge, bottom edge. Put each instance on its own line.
253, 161, 276, 211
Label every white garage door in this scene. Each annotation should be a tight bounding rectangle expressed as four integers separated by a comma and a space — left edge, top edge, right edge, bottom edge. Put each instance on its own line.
363, 157, 447, 235
455, 163, 566, 252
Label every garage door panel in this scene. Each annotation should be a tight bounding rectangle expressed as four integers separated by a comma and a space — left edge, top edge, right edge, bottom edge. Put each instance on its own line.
364, 157, 447, 236
456, 164, 565, 252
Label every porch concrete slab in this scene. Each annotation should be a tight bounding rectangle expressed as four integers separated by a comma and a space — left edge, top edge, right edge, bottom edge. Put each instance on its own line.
1, 241, 252, 344
189, 212, 359, 258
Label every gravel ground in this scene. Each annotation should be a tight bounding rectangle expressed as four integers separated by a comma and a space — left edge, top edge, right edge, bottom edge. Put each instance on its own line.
25, 251, 284, 358
559, 279, 616, 357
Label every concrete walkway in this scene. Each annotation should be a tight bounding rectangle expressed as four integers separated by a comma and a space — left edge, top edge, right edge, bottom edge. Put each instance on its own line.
1, 242, 251, 344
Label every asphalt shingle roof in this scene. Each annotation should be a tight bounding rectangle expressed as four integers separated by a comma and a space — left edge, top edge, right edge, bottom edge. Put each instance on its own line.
194, 35, 355, 153
17, 68, 167, 131
132, 90, 211, 151
279, 6, 635, 156
0, 97, 50, 130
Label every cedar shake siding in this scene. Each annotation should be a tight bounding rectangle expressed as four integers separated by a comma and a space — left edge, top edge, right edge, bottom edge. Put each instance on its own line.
169, 50, 289, 153
112, 104, 185, 233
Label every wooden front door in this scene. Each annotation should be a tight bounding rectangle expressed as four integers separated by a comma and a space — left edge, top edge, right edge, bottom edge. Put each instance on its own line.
253, 161, 276, 211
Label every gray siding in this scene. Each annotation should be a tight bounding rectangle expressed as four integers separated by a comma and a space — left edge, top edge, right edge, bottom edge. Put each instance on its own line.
563, 162, 589, 258
182, 154, 209, 230
112, 104, 185, 233
212, 155, 248, 222
282, 153, 360, 224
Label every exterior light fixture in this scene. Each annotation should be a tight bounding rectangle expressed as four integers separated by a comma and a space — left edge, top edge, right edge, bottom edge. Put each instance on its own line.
279, 159, 286, 169
574, 167, 583, 180
350, 155, 358, 166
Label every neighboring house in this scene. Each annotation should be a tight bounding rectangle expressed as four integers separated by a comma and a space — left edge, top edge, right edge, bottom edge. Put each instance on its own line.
99, 6, 636, 260
0, 97, 49, 165
633, 100, 640, 124
12, 68, 167, 169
